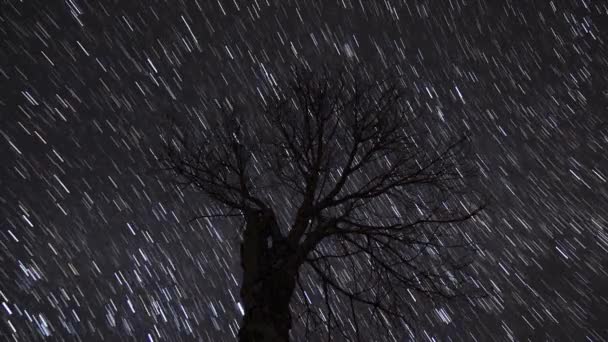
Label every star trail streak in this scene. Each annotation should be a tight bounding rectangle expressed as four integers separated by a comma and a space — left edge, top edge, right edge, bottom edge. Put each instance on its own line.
0, 0, 607, 340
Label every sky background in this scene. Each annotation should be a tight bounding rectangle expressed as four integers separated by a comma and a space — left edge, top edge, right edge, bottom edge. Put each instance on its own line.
1, 0, 607, 340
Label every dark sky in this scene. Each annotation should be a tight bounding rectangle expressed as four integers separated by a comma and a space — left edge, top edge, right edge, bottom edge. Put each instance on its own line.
1, 0, 607, 340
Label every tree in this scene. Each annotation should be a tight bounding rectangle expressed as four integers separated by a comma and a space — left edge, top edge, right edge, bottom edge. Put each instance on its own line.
160, 64, 485, 341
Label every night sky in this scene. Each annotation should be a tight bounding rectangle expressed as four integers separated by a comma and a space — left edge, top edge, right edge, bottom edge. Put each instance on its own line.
1, 0, 608, 340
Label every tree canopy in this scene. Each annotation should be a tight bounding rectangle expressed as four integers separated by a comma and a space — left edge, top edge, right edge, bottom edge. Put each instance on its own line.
161, 64, 485, 341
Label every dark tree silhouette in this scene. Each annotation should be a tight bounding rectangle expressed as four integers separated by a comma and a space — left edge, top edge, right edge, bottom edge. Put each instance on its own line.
160, 64, 485, 341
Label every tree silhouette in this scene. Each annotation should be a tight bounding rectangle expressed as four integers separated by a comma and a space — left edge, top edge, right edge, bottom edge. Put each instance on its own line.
160, 64, 485, 341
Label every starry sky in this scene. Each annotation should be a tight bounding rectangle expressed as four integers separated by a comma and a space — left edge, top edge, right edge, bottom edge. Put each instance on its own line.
1, 0, 607, 340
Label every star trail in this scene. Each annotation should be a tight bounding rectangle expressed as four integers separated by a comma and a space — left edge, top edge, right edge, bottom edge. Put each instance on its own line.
1, 0, 607, 340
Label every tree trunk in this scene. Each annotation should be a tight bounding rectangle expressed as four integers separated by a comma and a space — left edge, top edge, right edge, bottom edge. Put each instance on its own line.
239, 267, 297, 341
238, 209, 298, 342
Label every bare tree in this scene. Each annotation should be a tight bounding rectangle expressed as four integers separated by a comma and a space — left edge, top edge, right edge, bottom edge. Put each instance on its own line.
160, 64, 485, 341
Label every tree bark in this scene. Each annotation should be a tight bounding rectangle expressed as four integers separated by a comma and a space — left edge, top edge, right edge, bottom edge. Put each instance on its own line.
239, 209, 298, 342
